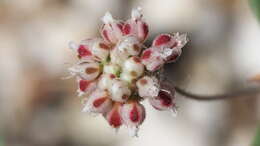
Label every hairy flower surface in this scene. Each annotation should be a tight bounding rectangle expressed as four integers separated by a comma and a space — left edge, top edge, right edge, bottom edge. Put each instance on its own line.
68, 7, 188, 137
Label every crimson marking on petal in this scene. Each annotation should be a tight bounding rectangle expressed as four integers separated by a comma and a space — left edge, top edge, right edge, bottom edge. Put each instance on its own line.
79, 80, 91, 91
154, 35, 171, 46
133, 56, 141, 63
110, 109, 122, 127
117, 23, 123, 31
139, 79, 147, 85
171, 41, 178, 48
110, 74, 116, 79
158, 90, 172, 107
93, 97, 107, 107
123, 24, 131, 35
167, 53, 179, 62
122, 94, 128, 99
102, 30, 110, 42
78, 45, 92, 57
130, 105, 139, 122
142, 23, 149, 39
133, 44, 140, 52
141, 50, 151, 60
85, 67, 99, 74
99, 43, 110, 50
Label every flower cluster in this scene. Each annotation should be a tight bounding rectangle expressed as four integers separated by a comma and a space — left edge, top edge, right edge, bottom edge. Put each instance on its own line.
68, 7, 188, 137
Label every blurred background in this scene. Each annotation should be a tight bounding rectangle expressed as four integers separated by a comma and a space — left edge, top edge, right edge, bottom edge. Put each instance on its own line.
1, 0, 260, 146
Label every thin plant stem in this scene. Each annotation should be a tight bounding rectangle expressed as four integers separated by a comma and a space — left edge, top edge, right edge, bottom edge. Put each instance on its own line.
175, 86, 260, 101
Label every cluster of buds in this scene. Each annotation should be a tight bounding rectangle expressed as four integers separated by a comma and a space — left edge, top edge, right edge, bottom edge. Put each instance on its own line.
68, 7, 188, 137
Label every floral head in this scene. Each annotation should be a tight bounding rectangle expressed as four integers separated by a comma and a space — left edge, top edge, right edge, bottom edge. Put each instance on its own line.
68, 7, 188, 137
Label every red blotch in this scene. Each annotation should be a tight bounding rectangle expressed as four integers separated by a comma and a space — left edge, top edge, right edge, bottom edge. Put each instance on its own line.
158, 90, 172, 107
141, 50, 152, 60
79, 80, 91, 91
132, 56, 141, 63
78, 45, 92, 57
102, 30, 110, 42
93, 97, 107, 108
142, 23, 148, 39
130, 105, 139, 122
110, 74, 116, 79
109, 109, 122, 127
123, 23, 131, 35
117, 23, 123, 31
99, 43, 110, 50
154, 35, 171, 46
167, 53, 179, 62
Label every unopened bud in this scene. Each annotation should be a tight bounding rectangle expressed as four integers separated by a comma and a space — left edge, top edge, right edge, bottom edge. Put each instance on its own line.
121, 101, 145, 137
82, 89, 112, 114
136, 76, 159, 98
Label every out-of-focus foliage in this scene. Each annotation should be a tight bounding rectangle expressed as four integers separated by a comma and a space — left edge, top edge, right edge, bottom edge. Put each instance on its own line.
250, 0, 260, 21
0, 136, 4, 146
252, 127, 260, 146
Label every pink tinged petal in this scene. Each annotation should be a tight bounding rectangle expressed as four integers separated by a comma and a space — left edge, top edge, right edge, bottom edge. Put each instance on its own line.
110, 79, 131, 102
101, 12, 124, 44
68, 62, 100, 81
151, 33, 188, 63
152, 34, 177, 48
77, 78, 97, 96
149, 89, 177, 116
136, 76, 160, 98
82, 89, 112, 114
80, 38, 110, 62
105, 103, 123, 128
141, 47, 165, 71
174, 32, 188, 49
121, 101, 145, 137
110, 36, 142, 67
123, 7, 149, 42
116, 36, 142, 56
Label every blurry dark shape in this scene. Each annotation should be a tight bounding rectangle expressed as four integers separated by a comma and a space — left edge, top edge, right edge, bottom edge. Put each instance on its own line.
253, 126, 260, 146
250, 0, 260, 21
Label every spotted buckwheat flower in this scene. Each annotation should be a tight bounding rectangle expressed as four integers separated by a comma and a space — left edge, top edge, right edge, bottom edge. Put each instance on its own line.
67, 7, 188, 137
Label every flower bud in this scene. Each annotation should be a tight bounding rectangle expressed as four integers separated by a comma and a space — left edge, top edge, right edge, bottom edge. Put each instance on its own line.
82, 89, 112, 114
103, 63, 120, 76
98, 73, 116, 90
105, 103, 123, 128
152, 33, 188, 63
149, 89, 177, 114
80, 38, 110, 62
121, 101, 145, 137
122, 56, 144, 78
77, 78, 97, 96
101, 12, 124, 44
110, 47, 129, 66
141, 47, 165, 71
111, 79, 131, 102
123, 7, 149, 42
136, 76, 159, 98
152, 34, 176, 48
69, 38, 110, 62
116, 36, 142, 56
68, 62, 100, 81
